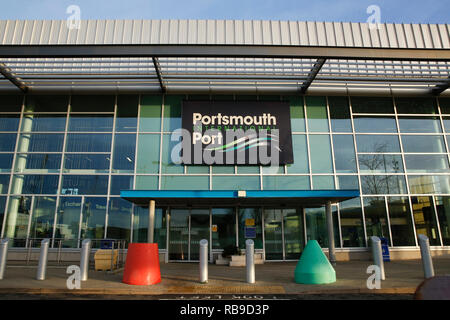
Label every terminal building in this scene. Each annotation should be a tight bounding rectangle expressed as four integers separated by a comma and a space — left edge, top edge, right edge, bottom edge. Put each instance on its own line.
0, 19, 449, 262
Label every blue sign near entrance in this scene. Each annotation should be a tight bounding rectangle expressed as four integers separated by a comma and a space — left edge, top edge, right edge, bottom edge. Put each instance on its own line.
244, 227, 256, 238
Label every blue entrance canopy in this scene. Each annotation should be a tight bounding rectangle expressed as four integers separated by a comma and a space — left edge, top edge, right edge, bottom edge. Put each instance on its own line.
120, 189, 359, 207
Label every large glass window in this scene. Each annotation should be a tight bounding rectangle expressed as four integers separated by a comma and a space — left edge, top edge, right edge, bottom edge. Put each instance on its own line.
410, 196, 440, 246
21, 114, 66, 132
395, 97, 438, 114
263, 176, 310, 190
333, 135, 357, 173
212, 208, 236, 249
351, 97, 394, 114
360, 175, 407, 195
286, 134, 309, 173
110, 175, 134, 195
213, 176, 259, 190
132, 206, 166, 249
61, 175, 108, 195
162, 175, 209, 190
0, 154, 13, 172
106, 198, 132, 242
64, 154, 110, 173
398, 117, 442, 133
305, 207, 340, 248
0, 175, 9, 194
15, 154, 61, 173
66, 133, 112, 153
401, 135, 446, 153
358, 154, 404, 173
309, 135, 333, 173
387, 196, 416, 246
363, 197, 391, 245
70, 95, 115, 112
329, 96, 352, 132
408, 175, 450, 194
340, 198, 365, 247
289, 96, 306, 132
136, 134, 160, 174
163, 95, 183, 132
12, 175, 59, 194
54, 197, 81, 248
353, 116, 397, 133
116, 95, 138, 132
29, 196, 56, 240
404, 155, 449, 173
4, 196, 32, 246
25, 95, 69, 113
0, 134, 17, 152
80, 197, 107, 244
238, 208, 262, 249
18, 133, 64, 152
68, 114, 113, 132
112, 134, 136, 172
356, 135, 401, 153
0, 114, 20, 131
139, 95, 162, 132
306, 96, 329, 132
435, 196, 450, 245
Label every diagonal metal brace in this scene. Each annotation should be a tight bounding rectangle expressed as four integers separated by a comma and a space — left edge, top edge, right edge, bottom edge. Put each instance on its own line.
152, 57, 166, 93
300, 58, 326, 94
0, 62, 28, 93
431, 77, 450, 96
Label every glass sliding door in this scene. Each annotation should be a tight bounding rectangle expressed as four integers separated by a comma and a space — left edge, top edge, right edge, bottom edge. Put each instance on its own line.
264, 209, 283, 260
189, 208, 210, 261
283, 208, 304, 260
169, 209, 189, 261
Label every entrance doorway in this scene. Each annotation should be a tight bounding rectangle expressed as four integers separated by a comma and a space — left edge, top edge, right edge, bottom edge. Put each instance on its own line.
168, 208, 209, 261
263, 208, 304, 260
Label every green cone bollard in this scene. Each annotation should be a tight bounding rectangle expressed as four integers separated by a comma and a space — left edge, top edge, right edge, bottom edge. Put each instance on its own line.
294, 240, 336, 284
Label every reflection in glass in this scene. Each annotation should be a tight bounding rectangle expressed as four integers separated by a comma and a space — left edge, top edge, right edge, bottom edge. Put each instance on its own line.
4, 196, 32, 246
411, 196, 440, 246
398, 117, 442, 133
0, 154, 13, 172
11, 175, 59, 194
435, 196, 450, 245
356, 135, 401, 153
305, 207, 340, 248
190, 208, 210, 260
408, 175, 450, 194
212, 208, 236, 249
238, 208, 262, 249
312, 175, 334, 189
283, 208, 304, 259
19, 133, 64, 152
401, 135, 446, 153
106, 198, 132, 243
361, 175, 407, 194
110, 175, 133, 195
0, 175, 9, 194
168, 209, 189, 260
66, 133, 112, 152
55, 197, 81, 248
358, 155, 403, 173
333, 135, 356, 173
0, 134, 17, 151
64, 154, 110, 172
0, 114, 20, 131
61, 175, 108, 195
263, 175, 310, 190
68, 114, 113, 132
340, 198, 365, 247
81, 197, 107, 246
387, 196, 416, 246
363, 197, 391, 245
264, 209, 283, 260
21, 114, 66, 132
112, 134, 136, 172
353, 116, 397, 133
336, 175, 359, 190
139, 95, 162, 132
137, 134, 160, 173
29, 196, 56, 240
289, 96, 305, 132
15, 154, 61, 173
404, 155, 449, 173
132, 206, 166, 248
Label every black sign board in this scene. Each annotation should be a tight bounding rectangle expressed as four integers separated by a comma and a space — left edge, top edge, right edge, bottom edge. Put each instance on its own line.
179, 100, 293, 165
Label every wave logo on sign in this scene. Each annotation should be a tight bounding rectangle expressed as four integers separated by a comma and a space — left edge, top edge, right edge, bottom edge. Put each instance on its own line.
205, 133, 281, 153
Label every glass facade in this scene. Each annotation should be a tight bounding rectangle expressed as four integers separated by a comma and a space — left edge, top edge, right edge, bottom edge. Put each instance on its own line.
0, 94, 449, 256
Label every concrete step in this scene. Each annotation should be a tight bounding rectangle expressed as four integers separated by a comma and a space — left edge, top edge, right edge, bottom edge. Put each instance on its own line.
230, 254, 263, 262
229, 259, 264, 267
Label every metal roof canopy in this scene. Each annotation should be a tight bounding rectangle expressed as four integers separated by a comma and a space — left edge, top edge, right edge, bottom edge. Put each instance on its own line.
0, 43, 449, 96
120, 189, 360, 207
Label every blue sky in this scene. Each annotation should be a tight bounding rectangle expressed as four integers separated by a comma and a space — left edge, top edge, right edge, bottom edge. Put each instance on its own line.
0, 0, 448, 23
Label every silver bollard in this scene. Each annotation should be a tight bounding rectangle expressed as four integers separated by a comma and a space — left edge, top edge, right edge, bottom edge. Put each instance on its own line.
36, 239, 50, 280
370, 236, 385, 280
80, 239, 92, 281
0, 238, 9, 280
199, 239, 208, 283
418, 234, 435, 279
246, 239, 255, 284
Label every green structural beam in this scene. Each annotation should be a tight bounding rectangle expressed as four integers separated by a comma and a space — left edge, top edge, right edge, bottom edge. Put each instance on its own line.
294, 240, 336, 285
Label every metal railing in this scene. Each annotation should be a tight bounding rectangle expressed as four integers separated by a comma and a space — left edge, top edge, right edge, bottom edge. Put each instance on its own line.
3, 238, 128, 269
